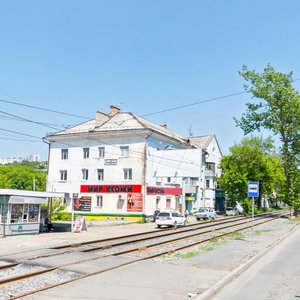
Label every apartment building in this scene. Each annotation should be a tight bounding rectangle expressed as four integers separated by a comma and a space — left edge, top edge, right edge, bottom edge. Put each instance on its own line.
45, 105, 222, 220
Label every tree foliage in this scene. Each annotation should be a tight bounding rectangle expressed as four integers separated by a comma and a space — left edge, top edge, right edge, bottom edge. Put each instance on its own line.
0, 164, 46, 190
236, 65, 300, 215
218, 136, 285, 214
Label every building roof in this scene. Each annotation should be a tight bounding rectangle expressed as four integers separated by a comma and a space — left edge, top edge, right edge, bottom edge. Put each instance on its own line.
190, 135, 215, 149
46, 107, 189, 145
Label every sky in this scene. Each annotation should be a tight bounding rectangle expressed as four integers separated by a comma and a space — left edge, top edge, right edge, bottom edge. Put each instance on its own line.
0, 0, 300, 160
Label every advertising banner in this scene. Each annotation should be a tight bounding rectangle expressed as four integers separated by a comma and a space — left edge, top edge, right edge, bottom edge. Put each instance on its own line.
127, 193, 143, 212
73, 197, 92, 212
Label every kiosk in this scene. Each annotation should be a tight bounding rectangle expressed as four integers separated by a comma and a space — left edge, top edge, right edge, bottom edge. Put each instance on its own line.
0, 189, 64, 236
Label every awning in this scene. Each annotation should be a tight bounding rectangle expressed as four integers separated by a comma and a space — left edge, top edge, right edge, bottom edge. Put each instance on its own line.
8, 196, 47, 204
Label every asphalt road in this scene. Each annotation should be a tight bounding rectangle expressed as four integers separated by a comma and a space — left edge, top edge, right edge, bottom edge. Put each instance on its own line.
214, 226, 300, 300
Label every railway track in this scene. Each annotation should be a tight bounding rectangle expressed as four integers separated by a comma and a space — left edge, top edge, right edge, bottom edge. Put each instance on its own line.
0, 210, 289, 299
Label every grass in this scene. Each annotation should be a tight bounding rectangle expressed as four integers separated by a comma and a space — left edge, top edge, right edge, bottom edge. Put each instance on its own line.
290, 216, 300, 223
254, 229, 272, 236
174, 232, 245, 259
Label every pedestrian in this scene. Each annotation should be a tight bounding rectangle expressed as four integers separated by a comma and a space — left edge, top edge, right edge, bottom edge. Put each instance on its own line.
185, 210, 188, 223
45, 216, 54, 232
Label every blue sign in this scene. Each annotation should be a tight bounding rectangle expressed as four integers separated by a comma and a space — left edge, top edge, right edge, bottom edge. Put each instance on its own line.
248, 182, 259, 197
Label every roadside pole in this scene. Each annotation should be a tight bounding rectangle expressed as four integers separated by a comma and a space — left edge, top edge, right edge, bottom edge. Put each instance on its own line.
71, 196, 74, 233
3, 194, 6, 238
71, 193, 78, 233
252, 196, 254, 241
248, 182, 259, 242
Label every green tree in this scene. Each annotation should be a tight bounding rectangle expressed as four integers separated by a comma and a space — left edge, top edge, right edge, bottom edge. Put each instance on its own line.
0, 165, 46, 190
218, 136, 285, 214
236, 65, 300, 216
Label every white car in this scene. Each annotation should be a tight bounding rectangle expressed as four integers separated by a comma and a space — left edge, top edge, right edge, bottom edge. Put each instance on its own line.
225, 207, 239, 216
195, 208, 216, 221
155, 210, 186, 228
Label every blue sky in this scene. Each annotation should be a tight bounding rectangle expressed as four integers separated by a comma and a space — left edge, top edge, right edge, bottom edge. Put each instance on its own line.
0, 0, 299, 160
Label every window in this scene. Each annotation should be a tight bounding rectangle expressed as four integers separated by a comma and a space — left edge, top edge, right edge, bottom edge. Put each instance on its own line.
98, 147, 105, 158
97, 169, 104, 181
83, 148, 89, 159
10, 204, 23, 223
206, 179, 210, 188
167, 177, 171, 183
166, 198, 171, 208
61, 149, 68, 160
82, 169, 89, 180
60, 170, 67, 181
28, 204, 39, 222
120, 146, 129, 157
96, 195, 103, 208
156, 197, 160, 209
123, 168, 132, 180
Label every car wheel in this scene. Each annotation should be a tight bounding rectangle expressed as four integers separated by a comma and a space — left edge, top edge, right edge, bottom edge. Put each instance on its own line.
157, 225, 161, 228
174, 221, 178, 229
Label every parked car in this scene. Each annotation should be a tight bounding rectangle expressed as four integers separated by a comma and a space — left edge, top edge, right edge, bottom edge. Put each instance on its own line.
155, 210, 186, 228
225, 207, 239, 216
195, 208, 216, 221
153, 210, 160, 222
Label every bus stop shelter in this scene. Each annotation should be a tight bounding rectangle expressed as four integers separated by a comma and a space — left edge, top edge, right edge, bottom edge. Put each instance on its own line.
0, 189, 65, 236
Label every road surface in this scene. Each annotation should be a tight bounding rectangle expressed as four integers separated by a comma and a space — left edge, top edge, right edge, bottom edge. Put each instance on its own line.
214, 226, 300, 300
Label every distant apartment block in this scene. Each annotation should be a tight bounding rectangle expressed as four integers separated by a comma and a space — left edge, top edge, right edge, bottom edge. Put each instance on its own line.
0, 154, 40, 165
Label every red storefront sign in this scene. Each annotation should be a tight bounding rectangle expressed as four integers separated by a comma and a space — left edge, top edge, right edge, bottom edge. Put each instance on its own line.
146, 186, 182, 195
80, 184, 142, 193
127, 193, 143, 212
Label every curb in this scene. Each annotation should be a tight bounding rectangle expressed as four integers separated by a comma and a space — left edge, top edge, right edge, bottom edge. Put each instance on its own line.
195, 223, 300, 300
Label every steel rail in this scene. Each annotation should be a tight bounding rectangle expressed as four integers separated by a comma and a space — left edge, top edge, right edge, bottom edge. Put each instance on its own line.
10, 211, 288, 300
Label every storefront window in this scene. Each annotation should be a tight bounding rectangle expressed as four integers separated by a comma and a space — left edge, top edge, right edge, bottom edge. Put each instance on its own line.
28, 204, 39, 222
10, 204, 23, 223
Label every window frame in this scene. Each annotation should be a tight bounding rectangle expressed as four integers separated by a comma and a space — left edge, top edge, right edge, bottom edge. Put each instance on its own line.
82, 169, 89, 180
123, 168, 132, 180
97, 169, 104, 181
96, 195, 103, 208
98, 147, 105, 158
61, 149, 68, 160
83, 147, 90, 159
206, 179, 210, 188
120, 146, 129, 158
60, 170, 68, 181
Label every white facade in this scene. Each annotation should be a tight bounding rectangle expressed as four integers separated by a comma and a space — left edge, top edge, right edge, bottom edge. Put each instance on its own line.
45, 106, 222, 218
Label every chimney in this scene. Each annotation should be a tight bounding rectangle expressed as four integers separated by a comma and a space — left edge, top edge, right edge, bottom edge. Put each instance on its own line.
95, 111, 109, 127
108, 105, 121, 117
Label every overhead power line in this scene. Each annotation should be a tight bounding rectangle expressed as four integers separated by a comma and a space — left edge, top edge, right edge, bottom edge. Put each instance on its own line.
0, 98, 90, 120
0, 110, 62, 131
142, 91, 246, 117
0, 127, 42, 140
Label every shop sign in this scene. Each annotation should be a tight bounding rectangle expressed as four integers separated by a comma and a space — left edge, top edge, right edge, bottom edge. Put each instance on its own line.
73, 197, 92, 212
104, 159, 118, 165
127, 193, 143, 212
146, 186, 182, 195
81, 184, 142, 193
